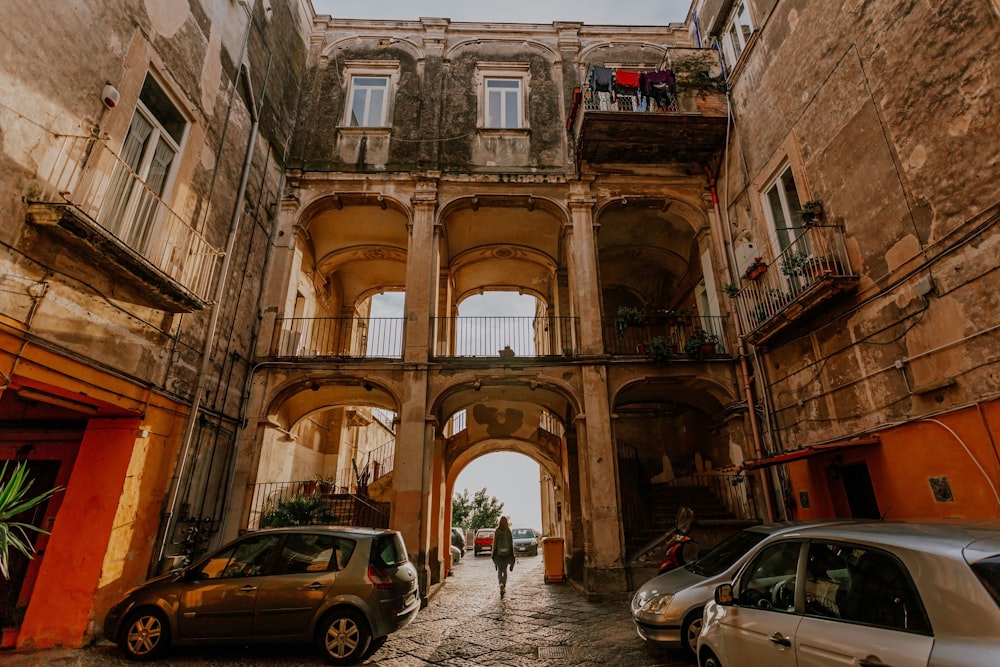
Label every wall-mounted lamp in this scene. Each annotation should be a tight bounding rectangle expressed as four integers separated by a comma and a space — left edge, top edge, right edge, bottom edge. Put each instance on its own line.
102, 83, 120, 109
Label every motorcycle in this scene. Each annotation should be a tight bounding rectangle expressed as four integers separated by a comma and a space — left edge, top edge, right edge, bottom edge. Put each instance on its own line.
657, 506, 696, 575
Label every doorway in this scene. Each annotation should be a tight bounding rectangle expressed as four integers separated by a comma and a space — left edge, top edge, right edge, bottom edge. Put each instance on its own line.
840, 462, 880, 519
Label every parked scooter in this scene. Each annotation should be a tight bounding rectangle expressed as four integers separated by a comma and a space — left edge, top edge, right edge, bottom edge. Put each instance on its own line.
657, 507, 696, 575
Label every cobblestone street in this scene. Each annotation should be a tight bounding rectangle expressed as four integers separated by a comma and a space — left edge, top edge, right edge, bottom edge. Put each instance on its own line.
3, 552, 695, 667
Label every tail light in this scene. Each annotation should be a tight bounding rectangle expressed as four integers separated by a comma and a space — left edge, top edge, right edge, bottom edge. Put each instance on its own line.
367, 564, 394, 590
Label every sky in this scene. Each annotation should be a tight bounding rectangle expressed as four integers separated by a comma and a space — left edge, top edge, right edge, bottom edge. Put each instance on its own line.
311, 0, 692, 25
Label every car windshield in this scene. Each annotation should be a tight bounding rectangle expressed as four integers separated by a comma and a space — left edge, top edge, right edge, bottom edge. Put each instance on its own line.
687, 529, 767, 577
512, 529, 534, 538
971, 555, 1000, 607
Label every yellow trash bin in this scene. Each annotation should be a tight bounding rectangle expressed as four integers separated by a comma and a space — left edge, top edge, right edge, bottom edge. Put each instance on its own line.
542, 536, 566, 583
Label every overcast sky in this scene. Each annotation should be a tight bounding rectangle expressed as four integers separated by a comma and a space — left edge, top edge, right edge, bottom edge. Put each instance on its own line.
311, 0, 692, 25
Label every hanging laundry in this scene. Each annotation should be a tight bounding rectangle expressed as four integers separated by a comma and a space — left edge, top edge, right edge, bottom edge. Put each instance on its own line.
614, 69, 641, 89
589, 65, 614, 92
641, 70, 676, 97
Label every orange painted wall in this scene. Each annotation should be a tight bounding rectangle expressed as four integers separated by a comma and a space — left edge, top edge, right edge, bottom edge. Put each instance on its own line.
788, 400, 1000, 521
16, 417, 138, 649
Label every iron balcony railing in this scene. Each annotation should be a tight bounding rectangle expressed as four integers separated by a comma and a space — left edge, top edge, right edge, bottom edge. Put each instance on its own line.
246, 480, 390, 531
31, 132, 219, 302
271, 317, 404, 358
604, 313, 731, 359
432, 315, 578, 357
731, 224, 855, 335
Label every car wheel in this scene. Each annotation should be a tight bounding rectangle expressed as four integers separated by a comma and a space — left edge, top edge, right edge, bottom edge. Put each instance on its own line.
120, 608, 170, 661
362, 635, 387, 659
681, 608, 703, 656
531, 546, 538, 557
317, 609, 372, 665
702, 650, 723, 667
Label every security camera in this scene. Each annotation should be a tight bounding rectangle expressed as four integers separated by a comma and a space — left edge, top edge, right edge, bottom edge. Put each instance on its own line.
102, 84, 120, 109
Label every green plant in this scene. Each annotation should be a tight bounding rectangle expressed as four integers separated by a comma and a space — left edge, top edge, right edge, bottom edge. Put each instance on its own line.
684, 329, 720, 360
648, 336, 674, 363
671, 54, 727, 96
0, 461, 62, 580
723, 283, 740, 297
615, 305, 647, 337
260, 494, 336, 527
780, 250, 812, 276
744, 257, 768, 279
797, 199, 822, 223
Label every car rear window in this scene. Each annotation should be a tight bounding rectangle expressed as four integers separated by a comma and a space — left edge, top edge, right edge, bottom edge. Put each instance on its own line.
371, 532, 409, 567
688, 529, 767, 577
971, 555, 1000, 607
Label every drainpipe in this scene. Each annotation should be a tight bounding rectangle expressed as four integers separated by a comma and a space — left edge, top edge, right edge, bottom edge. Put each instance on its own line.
156, 51, 263, 563
705, 163, 776, 522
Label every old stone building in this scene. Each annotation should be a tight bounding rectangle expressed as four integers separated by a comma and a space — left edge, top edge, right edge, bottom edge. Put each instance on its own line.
0, 0, 311, 649
1, 0, 998, 651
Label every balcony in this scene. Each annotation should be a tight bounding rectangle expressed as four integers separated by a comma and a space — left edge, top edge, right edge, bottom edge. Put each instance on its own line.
570, 49, 729, 167
432, 315, 578, 358
732, 225, 859, 345
271, 317, 404, 358
24, 133, 218, 312
604, 313, 732, 360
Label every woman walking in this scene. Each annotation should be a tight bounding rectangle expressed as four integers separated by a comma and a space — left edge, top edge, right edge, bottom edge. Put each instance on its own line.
491, 516, 516, 596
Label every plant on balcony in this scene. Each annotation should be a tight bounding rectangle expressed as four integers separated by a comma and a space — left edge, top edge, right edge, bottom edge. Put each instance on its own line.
744, 257, 768, 281
684, 329, 720, 360
0, 461, 62, 581
723, 283, 740, 297
780, 250, 813, 277
797, 199, 823, 224
672, 54, 727, 97
648, 336, 674, 363
615, 305, 648, 337
260, 494, 336, 527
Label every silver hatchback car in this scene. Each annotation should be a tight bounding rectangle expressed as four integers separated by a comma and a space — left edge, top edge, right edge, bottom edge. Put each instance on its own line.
104, 526, 419, 665
698, 521, 1000, 667
632, 521, 850, 656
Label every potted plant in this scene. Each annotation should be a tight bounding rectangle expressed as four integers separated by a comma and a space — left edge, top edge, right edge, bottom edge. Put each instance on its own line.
797, 199, 823, 224
684, 329, 720, 360
615, 305, 647, 337
648, 336, 674, 363
260, 494, 336, 527
723, 283, 740, 297
780, 250, 812, 277
0, 461, 62, 581
744, 257, 768, 281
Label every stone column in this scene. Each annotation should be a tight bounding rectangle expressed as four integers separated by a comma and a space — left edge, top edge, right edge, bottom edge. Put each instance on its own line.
392, 177, 438, 597
566, 181, 603, 355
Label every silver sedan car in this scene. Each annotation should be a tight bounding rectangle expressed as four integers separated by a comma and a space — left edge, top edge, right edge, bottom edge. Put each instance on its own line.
104, 526, 419, 665
698, 521, 1000, 667
632, 521, 850, 656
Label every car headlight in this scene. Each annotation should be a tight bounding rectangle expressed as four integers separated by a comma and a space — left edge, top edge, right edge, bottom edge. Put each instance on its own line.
641, 594, 675, 615
530, 539, 538, 546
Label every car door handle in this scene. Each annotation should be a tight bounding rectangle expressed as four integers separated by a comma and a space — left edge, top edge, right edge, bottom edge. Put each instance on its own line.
307, 582, 326, 590
768, 632, 791, 647
239, 585, 258, 592
859, 661, 892, 667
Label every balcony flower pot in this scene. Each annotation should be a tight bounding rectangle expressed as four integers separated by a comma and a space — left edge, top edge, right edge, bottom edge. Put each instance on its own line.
745, 258, 768, 281
797, 200, 823, 224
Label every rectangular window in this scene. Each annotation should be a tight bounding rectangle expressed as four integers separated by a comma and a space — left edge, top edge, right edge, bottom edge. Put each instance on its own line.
100, 73, 186, 252
485, 78, 522, 129
763, 165, 805, 253
349, 76, 389, 127
722, 1, 754, 68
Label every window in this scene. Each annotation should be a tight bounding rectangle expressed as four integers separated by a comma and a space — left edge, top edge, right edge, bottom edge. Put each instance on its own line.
738, 540, 802, 613
763, 164, 806, 254
273, 533, 356, 574
476, 62, 530, 130
100, 73, 186, 250
485, 78, 522, 129
348, 76, 389, 127
721, 1, 754, 69
197, 535, 281, 579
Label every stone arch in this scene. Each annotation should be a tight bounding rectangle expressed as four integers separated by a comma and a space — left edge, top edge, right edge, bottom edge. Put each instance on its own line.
445, 38, 560, 62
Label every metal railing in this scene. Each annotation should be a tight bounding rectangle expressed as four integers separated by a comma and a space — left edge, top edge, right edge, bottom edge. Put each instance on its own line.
661, 473, 758, 522
271, 317, 404, 358
732, 224, 854, 334
30, 132, 219, 302
432, 315, 578, 357
604, 314, 731, 359
246, 480, 389, 530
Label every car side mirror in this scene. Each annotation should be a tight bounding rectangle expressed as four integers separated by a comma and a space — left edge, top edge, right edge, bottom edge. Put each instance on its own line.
183, 568, 206, 582
714, 583, 735, 606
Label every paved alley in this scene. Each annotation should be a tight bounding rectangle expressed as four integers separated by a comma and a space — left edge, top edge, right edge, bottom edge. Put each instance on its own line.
3, 552, 694, 667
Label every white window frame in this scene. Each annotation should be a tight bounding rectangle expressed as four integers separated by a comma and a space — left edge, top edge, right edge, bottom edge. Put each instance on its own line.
340, 60, 400, 128
100, 72, 188, 249
475, 62, 530, 130
721, 1, 754, 70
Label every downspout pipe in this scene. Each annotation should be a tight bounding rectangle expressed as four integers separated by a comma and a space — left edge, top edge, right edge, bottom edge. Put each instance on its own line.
156, 55, 262, 564
704, 84, 776, 521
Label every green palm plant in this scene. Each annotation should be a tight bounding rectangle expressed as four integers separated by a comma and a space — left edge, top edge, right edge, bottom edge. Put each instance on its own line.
0, 461, 62, 580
